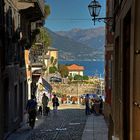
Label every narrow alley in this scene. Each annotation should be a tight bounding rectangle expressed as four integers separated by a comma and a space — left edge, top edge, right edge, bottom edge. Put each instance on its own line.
1, 0, 140, 140
7, 104, 108, 140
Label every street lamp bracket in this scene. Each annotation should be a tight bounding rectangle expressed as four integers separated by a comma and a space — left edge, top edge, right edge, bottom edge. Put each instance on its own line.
88, 0, 113, 26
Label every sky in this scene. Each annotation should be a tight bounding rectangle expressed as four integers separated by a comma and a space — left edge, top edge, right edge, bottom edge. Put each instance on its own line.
45, 0, 106, 31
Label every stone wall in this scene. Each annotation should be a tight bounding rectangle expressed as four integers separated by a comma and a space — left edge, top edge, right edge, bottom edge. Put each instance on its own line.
51, 83, 97, 97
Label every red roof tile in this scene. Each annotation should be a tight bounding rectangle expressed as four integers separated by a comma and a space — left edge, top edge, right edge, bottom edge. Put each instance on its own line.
67, 64, 84, 71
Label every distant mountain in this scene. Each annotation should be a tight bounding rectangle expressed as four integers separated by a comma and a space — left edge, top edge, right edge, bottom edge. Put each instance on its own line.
46, 27, 105, 61
56, 27, 105, 50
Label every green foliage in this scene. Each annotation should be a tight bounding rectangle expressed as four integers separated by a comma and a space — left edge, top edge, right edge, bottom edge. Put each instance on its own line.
31, 27, 51, 52
53, 59, 57, 66
73, 75, 89, 81
39, 27, 51, 49
74, 75, 83, 81
49, 66, 57, 73
55, 92, 64, 98
31, 44, 39, 50
44, 4, 51, 18
50, 57, 57, 66
30, 44, 41, 59
50, 56, 54, 64
83, 75, 89, 80
68, 76, 72, 82
58, 64, 69, 78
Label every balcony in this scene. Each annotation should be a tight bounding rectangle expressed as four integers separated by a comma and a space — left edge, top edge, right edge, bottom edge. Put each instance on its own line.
17, 0, 45, 21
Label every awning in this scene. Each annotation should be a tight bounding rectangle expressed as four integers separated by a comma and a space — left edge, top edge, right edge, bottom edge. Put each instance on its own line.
39, 78, 52, 92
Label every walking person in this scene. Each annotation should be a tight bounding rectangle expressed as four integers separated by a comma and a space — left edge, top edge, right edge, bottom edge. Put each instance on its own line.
42, 93, 49, 116
52, 94, 59, 114
94, 99, 100, 115
85, 94, 90, 115
99, 96, 103, 114
26, 95, 37, 129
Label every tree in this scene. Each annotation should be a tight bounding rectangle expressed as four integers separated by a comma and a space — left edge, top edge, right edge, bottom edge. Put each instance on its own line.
49, 66, 57, 73
68, 76, 73, 82
74, 75, 83, 81
50, 56, 54, 64
58, 64, 69, 78
31, 4, 51, 46
44, 4, 51, 19
53, 58, 57, 66
83, 75, 89, 80
31, 27, 52, 55
39, 27, 51, 49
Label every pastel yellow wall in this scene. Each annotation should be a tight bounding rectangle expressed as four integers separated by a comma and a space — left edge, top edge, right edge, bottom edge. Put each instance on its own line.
49, 50, 58, 67
50, 50, 58, 60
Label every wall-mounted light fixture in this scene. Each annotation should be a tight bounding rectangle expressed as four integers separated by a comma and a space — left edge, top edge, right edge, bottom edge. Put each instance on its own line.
88, 0, 113, 26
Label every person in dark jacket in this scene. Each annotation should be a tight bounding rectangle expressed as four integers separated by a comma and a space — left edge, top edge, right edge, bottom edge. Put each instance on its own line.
26, 95, 37, 128
85, 94, 90, 115
52, 94, 59, 113
42, 93, 49, 115
99, 96, 103, 114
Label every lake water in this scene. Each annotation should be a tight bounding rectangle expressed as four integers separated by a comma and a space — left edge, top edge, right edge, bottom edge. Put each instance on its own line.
59, 60, 105, 78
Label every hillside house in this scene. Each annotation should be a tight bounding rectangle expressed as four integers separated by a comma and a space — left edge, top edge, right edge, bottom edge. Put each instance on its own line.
67, 64, 84, 77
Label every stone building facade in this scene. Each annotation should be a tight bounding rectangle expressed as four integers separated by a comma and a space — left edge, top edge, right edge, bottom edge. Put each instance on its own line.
0, 0, 45, 139
104, 0, 114, 139
0, 0, 5, 139
105, 0, 140, 140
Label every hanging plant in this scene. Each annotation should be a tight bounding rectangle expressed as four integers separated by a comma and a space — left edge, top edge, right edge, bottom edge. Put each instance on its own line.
44, 4, 50, 18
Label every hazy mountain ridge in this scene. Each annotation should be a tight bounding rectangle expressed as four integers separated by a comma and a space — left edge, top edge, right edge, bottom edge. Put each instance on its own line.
46, 27, 105, 61
56, 27, 105, 38
56, 27, 105, 48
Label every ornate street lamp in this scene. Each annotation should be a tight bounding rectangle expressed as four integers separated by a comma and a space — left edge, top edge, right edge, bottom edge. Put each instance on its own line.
88, 0, 113, 26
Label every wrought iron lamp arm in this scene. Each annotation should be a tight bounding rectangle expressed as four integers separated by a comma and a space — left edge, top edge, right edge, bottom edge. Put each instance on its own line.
92, 17, 113, 26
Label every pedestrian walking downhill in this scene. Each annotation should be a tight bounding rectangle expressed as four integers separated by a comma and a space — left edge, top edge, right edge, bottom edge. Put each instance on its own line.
42, 93, 49, 116
26, 95, 37, 129
52, 94, 59, 113
85, 94, 90, 115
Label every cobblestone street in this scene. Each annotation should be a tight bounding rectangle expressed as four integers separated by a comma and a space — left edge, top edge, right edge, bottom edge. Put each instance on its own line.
8, 104, 87, 140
